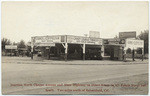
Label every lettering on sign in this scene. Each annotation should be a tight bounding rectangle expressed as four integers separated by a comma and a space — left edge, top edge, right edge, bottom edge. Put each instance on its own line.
32, 36, 62, 45
119, 32, 136, 39
35, 43, 55, 47
125, 39, 144, 49
67, 35, 102, 45
5, 45, 17, 49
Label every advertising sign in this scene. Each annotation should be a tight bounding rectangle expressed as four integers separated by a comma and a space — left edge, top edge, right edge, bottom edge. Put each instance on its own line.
5, 45, 17, 49
119, 31, 136, 39
89, 31, 100, 38
32, 36, 63, 45
103, 38, 125, 45
35, 43, 55, 47
125, 39, 144, 49
67, 35, 102, 45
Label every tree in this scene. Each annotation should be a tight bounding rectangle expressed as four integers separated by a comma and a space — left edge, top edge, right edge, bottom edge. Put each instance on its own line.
17, 40, 26, 48
13, 42, 17, 45
1, 38, 11, 51
137, 30, 149, 54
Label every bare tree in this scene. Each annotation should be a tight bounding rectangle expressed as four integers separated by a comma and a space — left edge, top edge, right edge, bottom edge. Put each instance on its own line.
17, 40, 26, 48
137, 30, 149, 54
1, 38, 11, 51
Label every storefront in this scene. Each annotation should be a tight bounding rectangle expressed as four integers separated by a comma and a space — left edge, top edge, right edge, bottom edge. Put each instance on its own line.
31, 35, 103, 60
103, 38, 144, 61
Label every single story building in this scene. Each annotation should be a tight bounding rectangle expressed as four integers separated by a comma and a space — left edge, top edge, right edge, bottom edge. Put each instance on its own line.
4, 45, 18, 56
31, 32, 144, 61
31, 35, 104, 60
103, 37, 144, 61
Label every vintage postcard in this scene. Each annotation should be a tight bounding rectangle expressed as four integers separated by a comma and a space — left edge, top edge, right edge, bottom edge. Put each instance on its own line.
1, 1, 149, 95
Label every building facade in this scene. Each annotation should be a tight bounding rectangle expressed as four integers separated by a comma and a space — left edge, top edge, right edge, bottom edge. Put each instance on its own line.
31, 35, 104, 60
31, 34, 144, 61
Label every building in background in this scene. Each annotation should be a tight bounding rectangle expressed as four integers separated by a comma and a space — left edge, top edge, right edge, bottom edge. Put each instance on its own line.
103, 32, 144, 61
4, 45, 18, 56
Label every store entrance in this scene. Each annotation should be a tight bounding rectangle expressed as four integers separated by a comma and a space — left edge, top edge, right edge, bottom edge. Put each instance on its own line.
104, 45, 123, 60
67, 44, 83, 60
85, 45, 102, 60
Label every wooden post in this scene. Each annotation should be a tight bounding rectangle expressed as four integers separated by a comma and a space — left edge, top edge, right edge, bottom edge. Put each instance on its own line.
31, 46, 33, 59
132, 49, 135, 61
48, 47, 51, 60
142, 48, 144, 61
31, 37, 34, 59
11, 48, 12, 57
101, 45, 104, 58
65, 43, 68, 61
118, 46, 123, 60
83, 44, 85, 60
123, 48, 126, 62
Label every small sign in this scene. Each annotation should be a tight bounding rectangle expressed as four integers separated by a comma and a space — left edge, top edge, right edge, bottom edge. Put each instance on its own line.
89, 31, 100, 38
125, 39, 144, 49
5, 45, 17, 49
35, 43, 55, 47
32, 35, 62, 45
67, 35, 102, 45
103, 38, 120, 45
119, 31, 136, 39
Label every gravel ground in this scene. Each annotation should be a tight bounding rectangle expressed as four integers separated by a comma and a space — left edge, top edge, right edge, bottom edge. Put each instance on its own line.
2, 56, 148, 95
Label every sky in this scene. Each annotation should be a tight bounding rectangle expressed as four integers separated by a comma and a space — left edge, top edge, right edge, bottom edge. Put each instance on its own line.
2, 1, 149, 43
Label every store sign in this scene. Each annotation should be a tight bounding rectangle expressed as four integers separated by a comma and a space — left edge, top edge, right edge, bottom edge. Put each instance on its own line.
5, 45, 17, 49
119, 31, 136, 39
89, 31, 100, 38
35, 43, 55, 47
103, 38, 122, 44
125, 39, 144, 49
67, 35, 102, 45
32, 36, 62, 45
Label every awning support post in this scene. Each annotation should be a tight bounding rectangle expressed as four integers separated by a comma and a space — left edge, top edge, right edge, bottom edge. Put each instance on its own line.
65, 43, 68, 61
101, 45, 104, 57
83, 44, 85, 60
48, 46, 51, 60
132, 49, 135, 61
142, 48, 144, 61
31, 45, 34, 59
123, 48, 126, 62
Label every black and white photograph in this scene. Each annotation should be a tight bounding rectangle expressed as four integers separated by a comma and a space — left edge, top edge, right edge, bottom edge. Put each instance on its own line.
1, 1, 149, 95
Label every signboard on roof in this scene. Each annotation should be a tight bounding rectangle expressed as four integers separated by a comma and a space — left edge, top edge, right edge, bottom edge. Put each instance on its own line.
125, 39, 144, 49
31, 35, 64, 46
89, 31, 100, 38
31, 35, 102, 46
35, 43, 55, 47
67, 35, 102, 45
5, 45, 17, 49
103, 38, 125, 45
119, 31, 136, 39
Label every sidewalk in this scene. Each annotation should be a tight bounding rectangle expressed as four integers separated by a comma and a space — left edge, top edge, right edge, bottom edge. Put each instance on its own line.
2, 56, 148, 65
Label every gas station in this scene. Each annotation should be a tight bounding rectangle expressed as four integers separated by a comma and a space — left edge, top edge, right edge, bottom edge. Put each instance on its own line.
31, 31, 144, 61
31, 34, 104, 61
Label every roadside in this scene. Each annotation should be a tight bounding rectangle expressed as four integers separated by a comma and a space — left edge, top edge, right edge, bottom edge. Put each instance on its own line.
2, 56, 148, 65
2, 56, 148, 95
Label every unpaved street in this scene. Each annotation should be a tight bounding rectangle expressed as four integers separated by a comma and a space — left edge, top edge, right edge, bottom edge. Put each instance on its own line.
2, 57, 148, 95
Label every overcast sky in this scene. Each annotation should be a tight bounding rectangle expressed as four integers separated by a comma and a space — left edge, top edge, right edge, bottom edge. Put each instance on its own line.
2, 1, 149, 43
